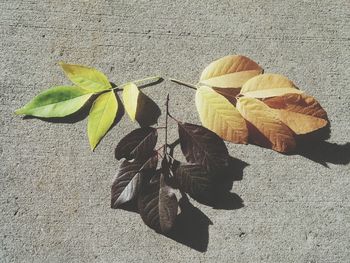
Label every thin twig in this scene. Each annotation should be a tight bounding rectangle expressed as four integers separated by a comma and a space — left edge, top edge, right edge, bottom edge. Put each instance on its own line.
169, 78, 197, 90
164, 94, 170, 156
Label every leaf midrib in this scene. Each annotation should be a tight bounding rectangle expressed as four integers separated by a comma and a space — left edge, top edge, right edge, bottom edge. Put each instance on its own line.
131, 129, 156, 156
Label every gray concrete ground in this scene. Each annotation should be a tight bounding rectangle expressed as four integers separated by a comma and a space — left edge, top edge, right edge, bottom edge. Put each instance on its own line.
1, 0, 349, 262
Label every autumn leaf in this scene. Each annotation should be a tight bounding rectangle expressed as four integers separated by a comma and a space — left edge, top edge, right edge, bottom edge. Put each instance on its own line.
199, 55, 263, 88
263, 93, 328, 135
122, 82, 161, 126
88, 90, 118, 150
59, 62, 111, 92
195, 86, 248, 144
240, 74, 303, 98
263, 93, 328, 119
172, 161, 212, 202
122, 83, 139, 121
15, 86, 93, 118
115, 127, 158, 160
138, 171, 178, 233
236, 97, 296, 152
178, 122, 230, 170
111, 153, 158, 209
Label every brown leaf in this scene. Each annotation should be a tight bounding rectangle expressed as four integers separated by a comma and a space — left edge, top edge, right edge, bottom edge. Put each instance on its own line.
178, 122, 230, 170
199, 55, 262, 88
115, 127, 157, 160
236, 97, 296, 153
111, 154, 158, 209
171, 160, 212, 203
138, 170, 178, 233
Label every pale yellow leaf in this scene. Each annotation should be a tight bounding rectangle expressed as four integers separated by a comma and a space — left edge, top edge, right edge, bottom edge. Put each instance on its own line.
195, 86, 248, 144
122, 83, 139, 121
88, 91, 118, 150
236, 97, 296, 153
199, 55, 263, 88
240, 74, 303, 98
200, 70, 262, 88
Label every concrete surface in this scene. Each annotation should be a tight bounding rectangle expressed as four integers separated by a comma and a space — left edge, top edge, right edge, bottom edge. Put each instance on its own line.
1, 0, 350, 262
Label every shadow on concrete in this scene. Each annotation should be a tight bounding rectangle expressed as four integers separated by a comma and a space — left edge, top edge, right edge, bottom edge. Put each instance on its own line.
296, 141, 350, 167
135, 91, 161, 127
138, 77, 164, 90
166, 196, 213, 252
292, 124, 350, 167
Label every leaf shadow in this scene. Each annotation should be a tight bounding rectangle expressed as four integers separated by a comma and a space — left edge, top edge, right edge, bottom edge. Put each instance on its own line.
166, 196, 213, 252
135, 92, 161, 127
295, 140, 350, 167
289, 124, 350, 167
138, 77, 164, 90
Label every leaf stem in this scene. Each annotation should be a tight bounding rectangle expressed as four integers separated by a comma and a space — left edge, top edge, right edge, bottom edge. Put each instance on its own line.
121, 76, 162, 88
169, 78, 197, 90
164, 94, 169, 155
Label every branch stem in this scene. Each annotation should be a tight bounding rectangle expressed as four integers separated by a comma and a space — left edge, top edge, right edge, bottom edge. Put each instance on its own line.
164, 94, 170, 155
169, 78, 197, 90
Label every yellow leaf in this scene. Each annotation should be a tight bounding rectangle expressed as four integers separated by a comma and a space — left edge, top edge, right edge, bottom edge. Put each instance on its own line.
236, 97, 296, 153
122, 83, 139, 121
122, 83, 161, 126
195, 86, 248, 144
88, 91, 118, 150
59, 62, 111, 92
199, 55, 263, 88
240, 74, 303, 98
263, 93, 328, 134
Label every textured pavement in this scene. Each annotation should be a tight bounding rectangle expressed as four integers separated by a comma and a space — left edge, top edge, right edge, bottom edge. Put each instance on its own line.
1, 1, 350, 262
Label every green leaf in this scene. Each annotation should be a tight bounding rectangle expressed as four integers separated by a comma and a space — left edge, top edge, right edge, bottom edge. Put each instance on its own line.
59, 62, 112, 92
15, 86, 93, 118
88, 90, 118, 150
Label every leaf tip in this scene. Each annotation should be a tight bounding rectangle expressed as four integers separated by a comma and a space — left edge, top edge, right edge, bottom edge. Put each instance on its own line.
89, 141, 97, 151
14, 108, 24, 115
58, 61, 65, 67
